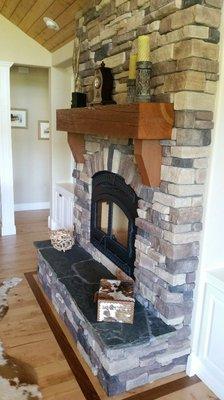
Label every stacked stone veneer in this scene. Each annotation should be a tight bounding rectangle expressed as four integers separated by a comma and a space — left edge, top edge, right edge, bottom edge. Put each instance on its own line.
70, 0, 223, 389
38, 250, 189, 395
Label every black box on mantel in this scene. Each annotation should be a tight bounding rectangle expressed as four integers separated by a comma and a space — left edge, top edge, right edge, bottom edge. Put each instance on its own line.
71, 92, 86, 108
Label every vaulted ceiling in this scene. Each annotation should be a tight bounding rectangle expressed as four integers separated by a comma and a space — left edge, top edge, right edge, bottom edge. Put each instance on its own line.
0, 0, 91, 52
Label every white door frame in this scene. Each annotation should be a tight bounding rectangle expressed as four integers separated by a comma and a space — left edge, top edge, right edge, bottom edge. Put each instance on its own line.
0, 61, 16, 236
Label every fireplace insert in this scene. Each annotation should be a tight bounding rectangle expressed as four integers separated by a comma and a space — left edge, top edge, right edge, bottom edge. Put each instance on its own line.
90, 171, 138, 278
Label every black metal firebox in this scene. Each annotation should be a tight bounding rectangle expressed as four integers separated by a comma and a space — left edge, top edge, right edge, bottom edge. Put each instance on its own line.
90, 171, 138, 278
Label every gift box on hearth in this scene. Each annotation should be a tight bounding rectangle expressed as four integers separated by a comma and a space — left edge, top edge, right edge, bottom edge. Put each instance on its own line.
96, 279, 135, 324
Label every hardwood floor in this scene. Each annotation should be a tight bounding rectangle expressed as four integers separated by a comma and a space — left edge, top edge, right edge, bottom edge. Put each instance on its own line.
0, 211, 219, 400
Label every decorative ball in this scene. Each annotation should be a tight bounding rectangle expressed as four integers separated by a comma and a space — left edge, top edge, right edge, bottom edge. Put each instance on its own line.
50, 229, 75, 252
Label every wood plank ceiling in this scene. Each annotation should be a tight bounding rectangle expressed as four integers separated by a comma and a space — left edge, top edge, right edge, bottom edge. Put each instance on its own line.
0, 0, 92, 52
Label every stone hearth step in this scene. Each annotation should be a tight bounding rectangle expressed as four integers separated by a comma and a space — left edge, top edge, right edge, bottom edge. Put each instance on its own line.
35, 241, 181, 396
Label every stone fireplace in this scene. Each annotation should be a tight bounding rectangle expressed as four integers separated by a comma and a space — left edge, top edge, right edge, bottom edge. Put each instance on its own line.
72, 134, 196, 328
37, 0, 222, 396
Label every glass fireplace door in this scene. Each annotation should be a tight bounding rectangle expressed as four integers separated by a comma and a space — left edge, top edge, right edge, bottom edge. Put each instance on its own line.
91, 172, 138, 278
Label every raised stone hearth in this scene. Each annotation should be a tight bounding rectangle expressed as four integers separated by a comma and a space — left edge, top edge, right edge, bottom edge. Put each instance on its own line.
35, 240, 191, 396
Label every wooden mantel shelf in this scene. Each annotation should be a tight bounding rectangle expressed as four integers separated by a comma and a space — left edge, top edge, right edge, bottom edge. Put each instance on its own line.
56, 103, 174, 186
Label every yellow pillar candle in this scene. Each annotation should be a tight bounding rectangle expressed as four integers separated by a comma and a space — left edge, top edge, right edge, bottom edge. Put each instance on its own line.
128, 53, 137, 79
137, 35, 150, 62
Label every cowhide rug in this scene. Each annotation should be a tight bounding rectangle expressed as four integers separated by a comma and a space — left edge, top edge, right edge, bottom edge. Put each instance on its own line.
0, 278, 42, 399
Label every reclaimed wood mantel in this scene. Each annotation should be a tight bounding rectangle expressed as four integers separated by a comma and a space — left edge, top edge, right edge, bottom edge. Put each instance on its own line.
56, 103, 174, 186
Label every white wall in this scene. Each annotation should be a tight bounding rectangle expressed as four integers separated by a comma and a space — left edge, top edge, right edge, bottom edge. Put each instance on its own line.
0, 15, 74, 228
0, 15, 51, 67
49, 66, 74, 228
187, 6, 224, 399
52, 40, 74, 68
11, 66, 50, 209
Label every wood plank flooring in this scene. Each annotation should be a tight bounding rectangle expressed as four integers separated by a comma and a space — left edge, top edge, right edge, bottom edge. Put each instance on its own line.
0, 210, 219, 400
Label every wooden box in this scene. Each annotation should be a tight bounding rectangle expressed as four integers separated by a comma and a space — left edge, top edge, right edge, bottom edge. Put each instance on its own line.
97, 279, 135, 324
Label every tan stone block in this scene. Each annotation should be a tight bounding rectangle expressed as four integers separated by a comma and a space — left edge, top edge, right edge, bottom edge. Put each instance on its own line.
152, 202, 170, 214
109, 41, 132, 56
103, 147, 109, 170
150, 0, 182, 21
137, 0, 149, 7
119, 10, 145, 33
205, 80, 217, 94
193, 158, 208, 169
112, 149, 121, 173
160, 5, 221, 34
89, 36, 101, 47
117, 1, 131, 14
174, 39, 219, 61
115, 82, 127, 93
163, 231, 200, 245
154, 192, 191, 208
148, 20, 160, 33
109, 12, 132, 27
78, 16, 84, 28
100, 27, 117, 41
105, 52, 126, 68
161, 165, 195, 184
96, 0, 111, 10
195, 4, 221, 27
174, 91, 215, 111
115, 0, 127, 6
149, 31, 161, 50
168, 184, 204, 197
113, 92, 127, 104
151, 0, 174, 11
195, 168, 207, 184
87, 25, 100, 41
114, 70, 129, 79
205, 0, 222, 7
160, 25, 209, 47
164, 71, 206, 92
151, 44, 174, 63
154, 85, 166, 95
85, 141, 101, 153
171, 146, 210, 159
191, 196, 203, 207
177, 57, 219, 74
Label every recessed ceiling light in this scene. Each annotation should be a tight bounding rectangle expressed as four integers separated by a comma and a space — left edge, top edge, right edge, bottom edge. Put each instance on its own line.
43, 17, 60, 31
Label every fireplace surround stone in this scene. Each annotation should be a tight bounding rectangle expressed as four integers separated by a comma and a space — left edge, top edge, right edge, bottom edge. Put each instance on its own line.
35, 240, 192, 396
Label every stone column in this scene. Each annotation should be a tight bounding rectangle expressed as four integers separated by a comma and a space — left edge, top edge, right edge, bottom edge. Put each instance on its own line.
0, 61, 16, 236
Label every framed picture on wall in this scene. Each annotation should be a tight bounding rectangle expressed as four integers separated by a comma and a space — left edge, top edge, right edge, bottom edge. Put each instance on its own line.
38, 120, 50, 140
11, 108, 28, 129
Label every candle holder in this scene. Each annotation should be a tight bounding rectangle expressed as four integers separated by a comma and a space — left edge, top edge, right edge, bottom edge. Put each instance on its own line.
136, 61, 152, 102
127, 79, 136, 103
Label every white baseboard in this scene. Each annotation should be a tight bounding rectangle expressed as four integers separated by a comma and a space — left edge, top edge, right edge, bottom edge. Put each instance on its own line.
14, 202, 50, 211
187, 354, 224, 400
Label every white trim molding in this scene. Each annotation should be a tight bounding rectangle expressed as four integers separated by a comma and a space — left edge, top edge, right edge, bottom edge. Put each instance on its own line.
14, 202, 50, 211
0, 61, 16, 236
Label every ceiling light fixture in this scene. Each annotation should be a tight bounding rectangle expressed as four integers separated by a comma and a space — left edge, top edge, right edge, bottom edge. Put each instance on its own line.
43, 17, 60, 31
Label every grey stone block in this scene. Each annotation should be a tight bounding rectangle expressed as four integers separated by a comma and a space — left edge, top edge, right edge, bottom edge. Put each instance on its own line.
207, 28, 220, 44
98, 368, 126, 396
165, 257, 198, 274
172, 158, 193, 168
176, 129, 211, 146
183, 0, 203, 7
94, 43, 111, 62
126, 373, 149, 391
170, 207, 203, 224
